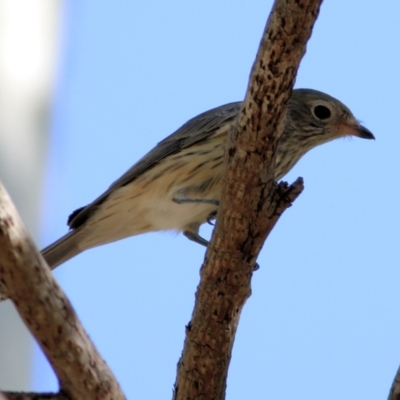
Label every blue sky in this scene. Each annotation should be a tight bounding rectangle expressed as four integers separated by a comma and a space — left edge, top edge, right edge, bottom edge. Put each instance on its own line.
35, 1, 400, 398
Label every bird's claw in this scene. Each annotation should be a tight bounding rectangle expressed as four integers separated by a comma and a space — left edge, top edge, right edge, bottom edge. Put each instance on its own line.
207, 210, 217, 225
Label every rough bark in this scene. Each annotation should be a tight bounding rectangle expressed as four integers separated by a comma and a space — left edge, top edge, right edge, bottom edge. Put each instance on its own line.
173, 0, 322, 399
0, 182, 125, 400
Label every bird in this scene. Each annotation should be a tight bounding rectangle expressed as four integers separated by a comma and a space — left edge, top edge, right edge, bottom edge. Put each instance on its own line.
41, 89, 374, 269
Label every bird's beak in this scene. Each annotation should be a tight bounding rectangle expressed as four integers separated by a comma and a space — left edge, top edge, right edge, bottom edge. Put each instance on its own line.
341, 122, 375, 140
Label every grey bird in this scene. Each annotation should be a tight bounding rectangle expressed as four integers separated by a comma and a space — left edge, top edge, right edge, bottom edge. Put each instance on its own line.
41, 89, 374, 269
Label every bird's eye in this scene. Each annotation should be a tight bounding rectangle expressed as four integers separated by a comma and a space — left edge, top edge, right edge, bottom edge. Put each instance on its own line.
313, 105, 331, 120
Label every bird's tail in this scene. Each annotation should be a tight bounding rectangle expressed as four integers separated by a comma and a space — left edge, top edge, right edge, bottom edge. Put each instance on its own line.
41, 230, 82, 270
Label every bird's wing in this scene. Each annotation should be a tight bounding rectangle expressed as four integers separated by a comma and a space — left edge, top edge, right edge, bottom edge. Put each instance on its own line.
68, 101, 242, 229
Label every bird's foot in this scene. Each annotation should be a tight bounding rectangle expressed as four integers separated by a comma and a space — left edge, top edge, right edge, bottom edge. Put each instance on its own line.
207, 210, 218, 225
183, 230, 209, 247
183, 230, 260, 271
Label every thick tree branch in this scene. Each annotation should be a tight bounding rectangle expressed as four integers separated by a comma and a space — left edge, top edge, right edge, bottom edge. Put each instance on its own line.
174, 0, 322, 399
0, 182, 125, 400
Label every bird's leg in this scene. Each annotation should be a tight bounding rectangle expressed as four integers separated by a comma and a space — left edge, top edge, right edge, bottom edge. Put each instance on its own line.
174, 195, 219, 246
172, 197, 220, 206
176, 196, 259, 270
183, 222, 260, 271
183, 230, 209, 247
207, 210, 217, 225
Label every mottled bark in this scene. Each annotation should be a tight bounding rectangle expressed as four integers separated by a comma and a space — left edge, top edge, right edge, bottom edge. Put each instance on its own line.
0, 182, 125, 400
173, 0, 322, 399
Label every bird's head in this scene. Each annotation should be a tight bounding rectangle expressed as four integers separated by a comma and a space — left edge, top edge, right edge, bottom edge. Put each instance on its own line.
275, 88, 374, 179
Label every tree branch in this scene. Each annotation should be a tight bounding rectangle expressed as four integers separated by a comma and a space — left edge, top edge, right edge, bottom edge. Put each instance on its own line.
0, 182, 125, 400
173, 0, 322, 398
388, 365, 400, 400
